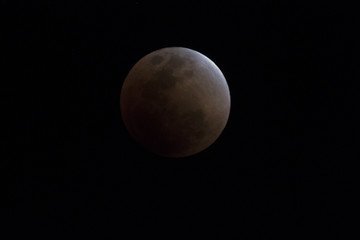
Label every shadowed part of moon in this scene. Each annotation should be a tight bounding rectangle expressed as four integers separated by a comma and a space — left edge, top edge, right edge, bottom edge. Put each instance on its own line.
121, 47, 230, 158
184, 69, 194, 78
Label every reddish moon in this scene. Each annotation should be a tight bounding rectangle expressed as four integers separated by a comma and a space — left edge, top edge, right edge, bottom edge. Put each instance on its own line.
120, 47, 230, 158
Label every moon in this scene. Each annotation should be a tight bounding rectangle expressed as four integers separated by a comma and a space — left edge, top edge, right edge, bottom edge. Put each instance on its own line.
120, 47, 230, 158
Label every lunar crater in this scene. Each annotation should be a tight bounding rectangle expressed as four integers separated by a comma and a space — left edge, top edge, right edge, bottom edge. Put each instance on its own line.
150, 54, 164, 65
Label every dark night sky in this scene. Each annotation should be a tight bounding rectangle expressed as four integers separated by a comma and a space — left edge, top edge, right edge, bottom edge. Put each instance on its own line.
1, 0, 356, 239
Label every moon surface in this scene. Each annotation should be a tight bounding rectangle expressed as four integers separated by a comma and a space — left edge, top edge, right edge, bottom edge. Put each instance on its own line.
120, 47, 230, 158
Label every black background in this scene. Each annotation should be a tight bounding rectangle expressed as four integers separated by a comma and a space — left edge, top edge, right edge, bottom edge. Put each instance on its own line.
1, 0, 356, 239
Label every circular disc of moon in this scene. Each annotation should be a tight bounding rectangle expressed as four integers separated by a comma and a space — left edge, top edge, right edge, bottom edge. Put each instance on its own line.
120, 47, 230, 158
